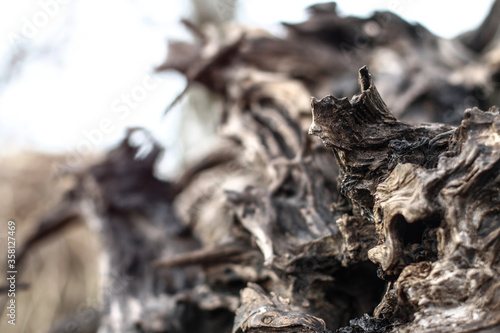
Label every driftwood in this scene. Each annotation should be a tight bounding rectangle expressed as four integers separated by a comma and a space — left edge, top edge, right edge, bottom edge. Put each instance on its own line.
14, 2, 500, 332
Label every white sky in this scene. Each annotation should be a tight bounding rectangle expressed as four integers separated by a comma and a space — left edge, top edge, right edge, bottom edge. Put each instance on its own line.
239, 0, 496, 38
0, 0, 496, 163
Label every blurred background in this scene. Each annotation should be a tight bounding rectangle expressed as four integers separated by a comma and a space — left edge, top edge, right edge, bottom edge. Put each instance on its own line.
0, 0, 496, 332
0, 0, 496, 170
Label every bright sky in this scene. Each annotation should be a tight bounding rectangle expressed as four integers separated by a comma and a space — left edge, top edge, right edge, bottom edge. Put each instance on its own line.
239, 0, 496, 38
0, 0, 496, 165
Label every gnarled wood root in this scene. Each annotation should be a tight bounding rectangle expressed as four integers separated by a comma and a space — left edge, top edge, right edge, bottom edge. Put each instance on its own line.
310, 67, 500, 332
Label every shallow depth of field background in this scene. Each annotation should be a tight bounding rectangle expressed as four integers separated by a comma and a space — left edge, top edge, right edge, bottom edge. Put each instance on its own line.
0, 1, 496, 332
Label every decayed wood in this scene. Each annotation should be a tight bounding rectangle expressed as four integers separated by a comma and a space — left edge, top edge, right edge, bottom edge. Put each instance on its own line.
14, 2, 500, 332
310, 67, 500, 332
17, 129, 206, 332
309, 66, 454, 214
373, 106, 500, 332
233, 283, 328, 333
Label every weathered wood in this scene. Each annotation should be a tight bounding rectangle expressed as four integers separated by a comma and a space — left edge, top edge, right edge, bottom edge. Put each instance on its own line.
310, 68, 500, 332
14, 2, 500, 332
233, 283, 328, 333
309, 66, 454, 214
